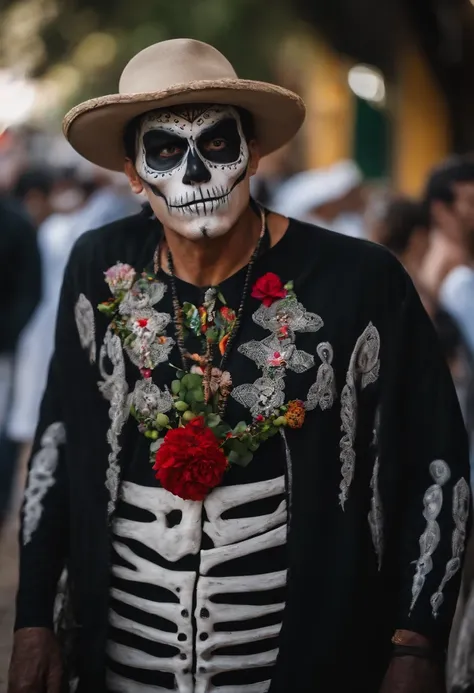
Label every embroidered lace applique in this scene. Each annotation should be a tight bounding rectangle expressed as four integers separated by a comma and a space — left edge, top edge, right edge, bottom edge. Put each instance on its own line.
98, 328, 131, 516
232, 375, 286, 418
74, 293, 96, 364
117, 279, 174, 371
239, 333, 315, 374
368, 412, 383, 570
131, 379, 174, 418
339, 323, 380, 509
252, 296, 323, 336
305, 342, 337, 411
22, 422, 66, 545
119, 278, 167, 313
410, 459, 451, 613
430, 476, 470, 617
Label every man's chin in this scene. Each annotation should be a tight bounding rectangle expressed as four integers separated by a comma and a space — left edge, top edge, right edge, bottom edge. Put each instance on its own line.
160, 215, 236, 241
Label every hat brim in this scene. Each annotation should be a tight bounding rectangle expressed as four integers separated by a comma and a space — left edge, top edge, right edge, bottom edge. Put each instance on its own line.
63, 78, 306, 171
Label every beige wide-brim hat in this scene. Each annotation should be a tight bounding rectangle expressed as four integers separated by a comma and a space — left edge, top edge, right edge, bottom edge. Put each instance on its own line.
63, 38, 306, 172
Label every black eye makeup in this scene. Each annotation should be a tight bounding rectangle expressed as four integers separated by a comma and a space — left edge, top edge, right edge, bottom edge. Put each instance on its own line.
143, 130, 188, 172
196, 118, 241, 164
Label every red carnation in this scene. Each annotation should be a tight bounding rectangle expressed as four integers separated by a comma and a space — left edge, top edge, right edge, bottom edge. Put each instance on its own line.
251, 272, 287, 307
153, 416, 228, 501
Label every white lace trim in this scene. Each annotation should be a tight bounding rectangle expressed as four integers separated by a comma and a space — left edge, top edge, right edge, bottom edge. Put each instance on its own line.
339, 323, 380, 509
74, 293, 96, 364
430, 476, 470, 617
22, 422, 66, 546
98, 327, 131, 516
368, 412, 383, 570
410, 460, 451, 613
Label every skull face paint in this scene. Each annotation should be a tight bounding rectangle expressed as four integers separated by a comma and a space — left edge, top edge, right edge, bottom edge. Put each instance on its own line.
135, 105, 251, 239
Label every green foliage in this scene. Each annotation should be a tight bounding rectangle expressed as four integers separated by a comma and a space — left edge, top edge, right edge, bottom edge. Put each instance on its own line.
1, 0, 297, 109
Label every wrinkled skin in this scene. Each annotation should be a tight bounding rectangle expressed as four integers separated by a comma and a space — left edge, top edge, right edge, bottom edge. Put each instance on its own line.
8, 627, 62, 693
380, 656, 446, 693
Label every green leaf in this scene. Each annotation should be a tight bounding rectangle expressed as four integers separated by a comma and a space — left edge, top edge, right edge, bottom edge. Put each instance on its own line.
228, 439, 248, 456
240, 451, 254, 466
206, 413, 221, 428
213, 423, 232, 438
228, 449, 253, 467
171, 380, 181, 395
206, 327, 219, 343
185, 389, 196, 404
217, 290, 227, 305
227, 450, 241, 465
233, 421, 248, 434
248, 440, 260, 452
181, 373, 202, 390
192, 388, 205, 403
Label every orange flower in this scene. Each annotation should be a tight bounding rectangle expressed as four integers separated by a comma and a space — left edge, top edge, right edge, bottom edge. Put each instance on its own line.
219, 333, 230, 356
285, 400, 305, 429
199, 306, 208, 333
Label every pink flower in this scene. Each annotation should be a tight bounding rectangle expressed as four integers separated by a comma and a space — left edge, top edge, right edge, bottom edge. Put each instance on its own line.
104, 263, 136, 295
269, 351, 285, 367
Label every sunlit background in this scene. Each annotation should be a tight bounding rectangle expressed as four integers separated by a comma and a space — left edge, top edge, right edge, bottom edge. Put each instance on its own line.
1, 0, 474, 193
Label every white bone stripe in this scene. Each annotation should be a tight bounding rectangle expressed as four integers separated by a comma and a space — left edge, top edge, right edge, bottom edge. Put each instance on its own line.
107, 476, 287, 692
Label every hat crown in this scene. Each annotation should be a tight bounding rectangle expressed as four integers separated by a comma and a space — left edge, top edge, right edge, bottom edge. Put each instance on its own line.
119, 38, 238, 95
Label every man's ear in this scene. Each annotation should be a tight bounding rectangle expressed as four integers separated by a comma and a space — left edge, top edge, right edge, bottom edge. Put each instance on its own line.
247, 140, 261, 177
124, 159, 144, 194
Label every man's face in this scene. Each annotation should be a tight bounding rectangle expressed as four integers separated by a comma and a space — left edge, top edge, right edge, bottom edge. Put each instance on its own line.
133, 104, 252, 240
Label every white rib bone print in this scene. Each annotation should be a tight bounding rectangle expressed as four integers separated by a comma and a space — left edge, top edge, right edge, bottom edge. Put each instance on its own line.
107, 477, 287, 693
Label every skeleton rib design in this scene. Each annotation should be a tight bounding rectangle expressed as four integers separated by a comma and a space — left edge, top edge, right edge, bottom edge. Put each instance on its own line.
106, 477, 288, 693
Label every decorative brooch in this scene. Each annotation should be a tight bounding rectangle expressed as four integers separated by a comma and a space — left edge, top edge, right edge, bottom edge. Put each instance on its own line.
99, 264, 305, 501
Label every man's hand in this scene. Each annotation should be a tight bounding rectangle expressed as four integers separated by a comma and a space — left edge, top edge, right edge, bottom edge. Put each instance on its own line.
380, 656, 446, 693
8, 627, 62, 693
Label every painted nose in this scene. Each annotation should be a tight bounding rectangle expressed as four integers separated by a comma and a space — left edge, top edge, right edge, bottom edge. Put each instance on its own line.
182, 150, 212, 185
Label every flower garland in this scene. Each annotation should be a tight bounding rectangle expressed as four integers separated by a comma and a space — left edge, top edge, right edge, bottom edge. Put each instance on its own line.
99, 263, 305, 501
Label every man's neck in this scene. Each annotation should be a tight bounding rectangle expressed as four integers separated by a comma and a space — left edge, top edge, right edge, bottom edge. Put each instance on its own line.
160, 205, 287, 287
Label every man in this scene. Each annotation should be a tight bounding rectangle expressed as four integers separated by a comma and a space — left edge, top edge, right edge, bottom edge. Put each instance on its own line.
0, 196, 41, 530
8, 38, 471, 693
368, 195, 474, 461
12, 167, 56, 228
421, 157, 474, 354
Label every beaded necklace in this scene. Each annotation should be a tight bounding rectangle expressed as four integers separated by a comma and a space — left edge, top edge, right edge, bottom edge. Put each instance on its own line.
154, 206, 267, 414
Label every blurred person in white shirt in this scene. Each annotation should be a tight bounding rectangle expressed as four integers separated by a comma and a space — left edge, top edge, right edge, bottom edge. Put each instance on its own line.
270, 160, 367, 238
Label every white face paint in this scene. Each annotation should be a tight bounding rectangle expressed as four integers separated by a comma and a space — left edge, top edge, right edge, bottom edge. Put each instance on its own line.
135, 104, 251, 240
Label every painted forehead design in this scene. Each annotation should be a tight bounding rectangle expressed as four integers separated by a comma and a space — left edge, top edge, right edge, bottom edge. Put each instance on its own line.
138, 104, 240, 136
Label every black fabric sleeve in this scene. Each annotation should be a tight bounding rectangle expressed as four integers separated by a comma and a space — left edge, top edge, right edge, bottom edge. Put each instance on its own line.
380, 276, 472, 650
14, 255, 80, 631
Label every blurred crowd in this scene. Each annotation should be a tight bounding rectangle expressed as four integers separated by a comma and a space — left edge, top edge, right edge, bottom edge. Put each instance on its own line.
2, 130, 474, 522
0, 128, 142, 529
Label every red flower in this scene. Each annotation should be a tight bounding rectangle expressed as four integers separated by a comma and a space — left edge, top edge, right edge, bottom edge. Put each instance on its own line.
251, 272, 287, 307
220, 306, 236, 323
137, 318, 149, 328
153, 417, 228, 501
